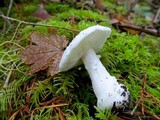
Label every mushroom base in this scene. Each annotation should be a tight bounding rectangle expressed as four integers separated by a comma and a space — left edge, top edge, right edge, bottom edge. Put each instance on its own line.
82, 49, 131, 112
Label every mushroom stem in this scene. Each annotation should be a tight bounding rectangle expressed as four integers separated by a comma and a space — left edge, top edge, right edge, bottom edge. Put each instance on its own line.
82, 49, 130, 111
82, 49, 113, 98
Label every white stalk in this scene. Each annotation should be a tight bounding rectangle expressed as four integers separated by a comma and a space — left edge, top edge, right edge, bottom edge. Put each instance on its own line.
82, 49, 130, 111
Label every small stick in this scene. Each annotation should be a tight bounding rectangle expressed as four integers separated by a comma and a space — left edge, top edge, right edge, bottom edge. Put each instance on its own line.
129, 72, 141, 81
131, 98, 141, 115
143, 91, 160, 103
141, 73, 146, 115
3, 0, 14, 32
0, 14, 80, 33
3, 65, 14, 88
144, 108, 160, 120
153, 8, 160, 24
118, 23, 160, 36
0, 11, 13, 29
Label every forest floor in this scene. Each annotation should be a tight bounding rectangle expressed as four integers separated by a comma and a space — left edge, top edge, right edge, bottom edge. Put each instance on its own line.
0, 0, 160, 120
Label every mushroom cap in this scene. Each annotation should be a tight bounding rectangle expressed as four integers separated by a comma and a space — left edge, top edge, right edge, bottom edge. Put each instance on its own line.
59, 25, 111, 71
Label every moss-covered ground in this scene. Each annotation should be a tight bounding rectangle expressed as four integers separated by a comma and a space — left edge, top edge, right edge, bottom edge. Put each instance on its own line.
0, 1, 160, 120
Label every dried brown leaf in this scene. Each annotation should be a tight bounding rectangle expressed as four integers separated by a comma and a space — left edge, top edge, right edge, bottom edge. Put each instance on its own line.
33, 4, 50, 20
20, 32, 68, 76
111, 14, 141, 35
94, 0, 105, 12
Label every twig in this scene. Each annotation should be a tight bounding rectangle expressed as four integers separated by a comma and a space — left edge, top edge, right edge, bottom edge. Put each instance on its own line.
0, 11, 13, 30
144, 108, 160, 120
33, 103, 68, 111
140, 73, 146, 115
118, 23, 160, 36
143, 91, 160, 103
11, 21, 22, 42
153, 8, 160, 24
0, 14, 80, 33
129, 72, 141, 81
9, 107, 23, 120
3, 0, 14, 32
3, 65, 14, 88
6, 0, 14, 18
131, 98, 141, 115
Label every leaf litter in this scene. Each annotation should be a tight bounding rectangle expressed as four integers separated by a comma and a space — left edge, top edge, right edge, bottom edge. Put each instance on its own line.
20, 32, 68, 76
33, 4, 50, 20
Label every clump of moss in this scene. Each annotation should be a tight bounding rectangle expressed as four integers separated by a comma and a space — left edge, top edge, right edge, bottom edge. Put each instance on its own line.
23, 4, 38, 15
45, 3, 70, 14
0, 1, 160, 120
56, 9, 107, 22
100, 30, 160, 115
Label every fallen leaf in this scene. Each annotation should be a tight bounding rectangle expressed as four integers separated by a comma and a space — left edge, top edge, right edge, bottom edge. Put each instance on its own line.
20, 33, 68, 76
33, 4, 50, 20
111, 14, 141, 34
110, 15, 159, 36
94, 0, 105, 12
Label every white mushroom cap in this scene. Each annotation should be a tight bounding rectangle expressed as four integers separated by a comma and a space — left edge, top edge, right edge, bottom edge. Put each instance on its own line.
59, 25, 111, 71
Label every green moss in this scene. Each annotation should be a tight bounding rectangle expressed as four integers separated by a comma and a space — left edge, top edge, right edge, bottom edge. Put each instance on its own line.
45, 3, 70, 14
104, 1, 128, 14
95, 107, 117, 120
66, 103, 92, 120
100, 32, 151, 73
0, 1, 160, 119
100, 31, 160, 109
75, 20, 96, 30
56, 9, 107, 21
23, 4, 38, 15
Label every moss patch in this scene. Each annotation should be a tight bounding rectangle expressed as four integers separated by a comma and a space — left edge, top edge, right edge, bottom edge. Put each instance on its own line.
0, 1, 160, 120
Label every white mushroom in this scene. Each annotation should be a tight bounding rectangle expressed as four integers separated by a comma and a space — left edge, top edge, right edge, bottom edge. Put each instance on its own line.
59, 25, 130, 112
